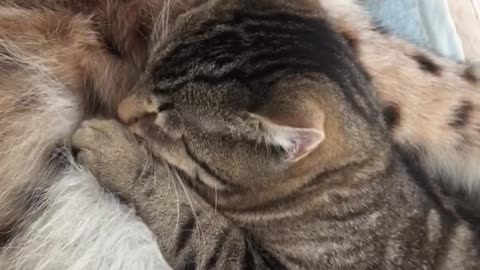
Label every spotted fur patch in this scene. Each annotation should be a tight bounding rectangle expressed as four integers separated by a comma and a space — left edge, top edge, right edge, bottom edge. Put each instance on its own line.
450, 100, 474, 128
412, 54, 441, 75
382, 103, 401, 129
462, 66, 479, 84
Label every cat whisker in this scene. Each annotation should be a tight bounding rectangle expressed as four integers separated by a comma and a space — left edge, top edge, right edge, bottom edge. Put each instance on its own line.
164, 164, 181, 241
130, 158, 151, 191
171, 167, 208, 262
214, 183, 218, 216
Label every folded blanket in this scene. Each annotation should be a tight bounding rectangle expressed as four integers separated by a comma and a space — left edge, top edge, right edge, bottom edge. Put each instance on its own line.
361, 0, 465, 62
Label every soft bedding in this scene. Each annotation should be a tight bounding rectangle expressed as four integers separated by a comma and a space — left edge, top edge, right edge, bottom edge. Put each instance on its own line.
362, 0, 465, 62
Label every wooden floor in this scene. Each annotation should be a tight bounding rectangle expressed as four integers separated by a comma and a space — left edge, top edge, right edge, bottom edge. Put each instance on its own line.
448, 0, 480, 61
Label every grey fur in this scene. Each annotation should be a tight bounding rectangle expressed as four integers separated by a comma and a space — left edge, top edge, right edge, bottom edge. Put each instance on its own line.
73, 0, 480, 269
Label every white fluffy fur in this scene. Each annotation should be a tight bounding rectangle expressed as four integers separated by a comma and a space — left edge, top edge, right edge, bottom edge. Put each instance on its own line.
0, 9, 172, 268
0, 1, 478, 269
1, 163, 172, 270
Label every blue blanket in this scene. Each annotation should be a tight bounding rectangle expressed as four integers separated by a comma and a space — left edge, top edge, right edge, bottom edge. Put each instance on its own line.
362, 0, 465, 62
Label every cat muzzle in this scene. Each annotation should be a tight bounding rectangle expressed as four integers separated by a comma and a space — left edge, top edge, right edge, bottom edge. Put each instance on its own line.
118, 95, 157, 125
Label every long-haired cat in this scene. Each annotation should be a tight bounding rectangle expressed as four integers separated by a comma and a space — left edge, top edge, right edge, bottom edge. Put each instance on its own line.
1, 0, 480, 269
0, 0, 147, 238
72, 0, 480, 269
0, 1, 170, 268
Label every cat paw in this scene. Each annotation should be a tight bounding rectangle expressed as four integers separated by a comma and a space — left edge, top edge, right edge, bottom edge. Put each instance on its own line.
72, 119, 145, 183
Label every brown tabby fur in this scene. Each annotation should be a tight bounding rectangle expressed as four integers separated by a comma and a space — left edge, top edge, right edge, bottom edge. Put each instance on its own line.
0, 0, 480, 267
73, 0, 480, 269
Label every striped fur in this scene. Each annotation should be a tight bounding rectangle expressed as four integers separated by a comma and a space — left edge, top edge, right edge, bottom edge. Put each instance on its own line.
0, 0, 480, 269
1, 162, 171, 270
73, 1, 480, 269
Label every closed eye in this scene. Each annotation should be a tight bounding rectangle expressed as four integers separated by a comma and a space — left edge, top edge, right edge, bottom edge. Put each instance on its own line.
158, 102, 174, 112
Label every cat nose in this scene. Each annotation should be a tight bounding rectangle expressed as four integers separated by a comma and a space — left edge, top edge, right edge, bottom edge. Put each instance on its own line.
117, 95, 156, 125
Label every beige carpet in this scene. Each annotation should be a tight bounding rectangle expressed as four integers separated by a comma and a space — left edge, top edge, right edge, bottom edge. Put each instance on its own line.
448, 0, 480, 61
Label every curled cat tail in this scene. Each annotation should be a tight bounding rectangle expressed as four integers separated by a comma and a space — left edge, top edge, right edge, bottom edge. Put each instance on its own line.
464, 62, 480, 83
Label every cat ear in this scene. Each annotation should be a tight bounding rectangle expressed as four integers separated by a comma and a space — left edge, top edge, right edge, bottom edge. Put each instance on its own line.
269, 125, 325, 162
248, 112, 325, 162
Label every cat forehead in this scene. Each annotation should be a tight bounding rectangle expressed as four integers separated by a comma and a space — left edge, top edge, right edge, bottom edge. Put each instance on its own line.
148, 7, 355, 112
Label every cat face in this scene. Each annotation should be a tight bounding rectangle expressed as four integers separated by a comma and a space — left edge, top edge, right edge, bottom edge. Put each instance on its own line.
117, 0, 384, 191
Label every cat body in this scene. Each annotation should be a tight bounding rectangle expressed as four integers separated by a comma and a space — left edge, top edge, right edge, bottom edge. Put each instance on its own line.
76, 120, 480, 269
0, 0, 149, 239
73, 0, 480, 269
0, 0, 480, 269
0, 2, 174, 268
319, 0, 480, 198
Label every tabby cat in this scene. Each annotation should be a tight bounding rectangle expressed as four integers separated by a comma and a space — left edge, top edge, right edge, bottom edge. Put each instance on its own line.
1, 0, 480, 269
73, 0, 480, 269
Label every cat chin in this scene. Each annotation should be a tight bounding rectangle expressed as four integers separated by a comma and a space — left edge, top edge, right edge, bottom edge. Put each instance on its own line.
0, 161, 172, 270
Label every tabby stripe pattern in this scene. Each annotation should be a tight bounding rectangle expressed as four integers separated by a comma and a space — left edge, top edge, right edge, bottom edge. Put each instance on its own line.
152, 11, 379, 123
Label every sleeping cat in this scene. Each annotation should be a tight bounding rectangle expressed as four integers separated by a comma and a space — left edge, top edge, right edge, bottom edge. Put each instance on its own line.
1, 0, 479, 238
73, 0, 480, 268
2, 0, 480, 269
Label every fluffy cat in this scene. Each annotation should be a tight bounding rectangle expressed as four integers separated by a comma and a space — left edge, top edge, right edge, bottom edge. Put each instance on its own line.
0, 0, 207, 243
0, 0, 480, 269
73, 0, 480, 269
320, 0, 480, 198
0, 0, 149, 241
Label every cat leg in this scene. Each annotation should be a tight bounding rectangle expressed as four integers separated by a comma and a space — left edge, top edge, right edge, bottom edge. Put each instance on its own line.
72, 119, 288, 269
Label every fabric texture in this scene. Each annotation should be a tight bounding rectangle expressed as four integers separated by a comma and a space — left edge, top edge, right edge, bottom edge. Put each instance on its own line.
361, 0, 465, 62
447, 0, 480, 61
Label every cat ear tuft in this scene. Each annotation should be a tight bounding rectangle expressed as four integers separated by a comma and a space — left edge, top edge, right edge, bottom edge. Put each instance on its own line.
248, 113, 325, 162
271, 126, 325, 162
